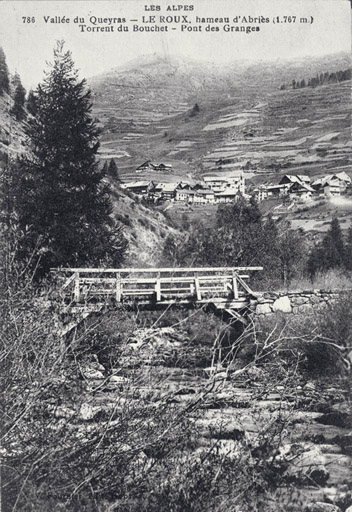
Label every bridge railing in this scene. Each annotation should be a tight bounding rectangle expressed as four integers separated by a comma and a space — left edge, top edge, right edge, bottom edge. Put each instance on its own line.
51, 266, 262, 305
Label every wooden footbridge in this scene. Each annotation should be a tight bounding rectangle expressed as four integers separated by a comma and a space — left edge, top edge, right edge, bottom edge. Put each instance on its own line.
52, 266, 262, 333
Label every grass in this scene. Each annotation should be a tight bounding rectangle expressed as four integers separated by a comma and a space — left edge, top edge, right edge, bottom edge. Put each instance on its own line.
283, 269, 352, 292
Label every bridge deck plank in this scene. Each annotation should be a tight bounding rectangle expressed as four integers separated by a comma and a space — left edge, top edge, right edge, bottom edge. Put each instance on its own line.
52, 266, 263, 274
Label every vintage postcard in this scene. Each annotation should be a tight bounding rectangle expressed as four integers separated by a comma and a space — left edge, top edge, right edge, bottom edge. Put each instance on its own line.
1, 0, 351, 511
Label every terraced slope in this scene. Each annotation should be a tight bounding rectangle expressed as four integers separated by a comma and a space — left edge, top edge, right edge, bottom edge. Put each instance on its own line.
90, 53, 351, 187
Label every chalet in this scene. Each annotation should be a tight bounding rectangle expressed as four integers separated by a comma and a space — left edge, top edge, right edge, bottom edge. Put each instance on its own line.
214, 188, 239, 203
333, 171, 351, 185
279, 175, 311, 188
150, 183, 164, 197
254, 184, 288, 201
177, 182, 193, 190
136, 160, 173, 172
154, 163, 173, 171
160, 182, 177, 199
313, 172, 350, 194
150, 182, 178, 200
288, 182, 315, 201
193, 189, 215, 204
175, 189, 196, 203
136, 160, 154, 172
175, 187, 215, 204
323, 179, 341, 198
124, 180, 155, 195
203, 171, 245, 194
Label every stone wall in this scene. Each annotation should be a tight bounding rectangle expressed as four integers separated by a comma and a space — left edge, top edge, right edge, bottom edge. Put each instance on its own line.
252, 290, 349, 316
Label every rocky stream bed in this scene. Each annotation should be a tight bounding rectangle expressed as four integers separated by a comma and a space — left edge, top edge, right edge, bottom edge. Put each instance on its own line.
54, 325, 352, 511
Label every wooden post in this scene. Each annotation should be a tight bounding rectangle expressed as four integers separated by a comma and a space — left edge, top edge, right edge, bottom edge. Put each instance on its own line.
155, 273, 161, 302
74, 272, 80, 302
194, 277, 201, 301
232, 272, 239, 299
116, 273, 122, 302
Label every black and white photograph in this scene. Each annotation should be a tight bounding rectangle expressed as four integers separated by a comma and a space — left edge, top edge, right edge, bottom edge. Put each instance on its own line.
1, 0, 351, 510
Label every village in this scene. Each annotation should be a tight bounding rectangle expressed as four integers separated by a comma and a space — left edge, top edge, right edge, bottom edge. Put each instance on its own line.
120, 159, 351, 205
121, 160, 246, 204
253, 170, 352, 202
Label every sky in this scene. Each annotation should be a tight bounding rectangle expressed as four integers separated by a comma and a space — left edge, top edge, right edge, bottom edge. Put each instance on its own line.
0, 0, 351, 90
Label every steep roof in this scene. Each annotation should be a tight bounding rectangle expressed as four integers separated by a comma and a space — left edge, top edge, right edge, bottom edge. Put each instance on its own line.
323, 179, 341, 188
161, 183, 178, 193
297, 175, 310, 183
313, 172, 350, 187
176, 189, 195, 195
334, 171, 351, 182
280, 175, 310, 185
289, 182, 315, 192
154, 162, 173, 169
196, 189, 215, 195
136, 160, 152, 169
136, 161, 172, 170
125, 180, 153, 188
215, 188, 239, 196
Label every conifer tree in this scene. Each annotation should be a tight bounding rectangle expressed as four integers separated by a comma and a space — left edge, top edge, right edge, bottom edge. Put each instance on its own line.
26, 89, 37, 116
11, 72, 21, 90
0, 46, 9, 95
108, 158, 119, 179
322, 217, 344, 268
308, 218, 344, 276
11, 80, 26, 120
277, 228, 306, 286
189, 102, 200, 117
102, 160, 109, 175
14, 41, 127, 275
344, 226, 352, 271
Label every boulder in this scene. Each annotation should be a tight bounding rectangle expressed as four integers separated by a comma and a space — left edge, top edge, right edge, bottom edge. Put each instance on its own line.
109, 375, 129, 384
327, 490, 352, 512
285, 445, 330, 485
304, 381, 317, 392
53, 405, 76, 419
256, 303, 272, 315
311, 295, 323, 304
308, 467, 330, 486
317, 411, 352, 428
334, 432, 352, 455
80, 403, 104, 421
290, 296, 310, 306
86, 354, 105, 372
82, 368, 105, 380
272, 296, 292, 313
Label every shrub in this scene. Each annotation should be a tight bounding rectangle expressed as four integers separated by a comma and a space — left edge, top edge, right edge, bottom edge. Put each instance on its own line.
250, 292, 352, 376
138, 217, 150, 229
115, 213, 133, 227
